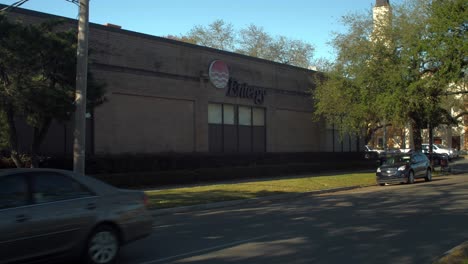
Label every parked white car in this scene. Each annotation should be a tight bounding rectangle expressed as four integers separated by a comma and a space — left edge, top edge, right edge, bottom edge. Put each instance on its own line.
436, 144, 459, 159
422, 143, 457, 159
399, 148, 413, 153
364, 145, 385, 159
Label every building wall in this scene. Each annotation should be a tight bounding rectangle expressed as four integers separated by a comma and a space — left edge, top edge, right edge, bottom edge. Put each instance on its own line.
85, 18, 322, 154
5, 7, 357, 155
94, 92, 195, 154
271, 109, 320, 152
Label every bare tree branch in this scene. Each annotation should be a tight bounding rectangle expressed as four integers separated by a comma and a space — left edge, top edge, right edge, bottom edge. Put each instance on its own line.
453, 111, 468, 120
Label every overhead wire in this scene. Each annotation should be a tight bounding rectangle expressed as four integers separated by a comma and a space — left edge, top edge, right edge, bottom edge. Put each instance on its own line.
65, 0, 80, 6
2, 0, 81, 13
1, 0, 30, 12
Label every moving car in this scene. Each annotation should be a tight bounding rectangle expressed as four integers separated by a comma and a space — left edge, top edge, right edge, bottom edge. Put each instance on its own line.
0, 168, 153, 264
376, 152, 432, 186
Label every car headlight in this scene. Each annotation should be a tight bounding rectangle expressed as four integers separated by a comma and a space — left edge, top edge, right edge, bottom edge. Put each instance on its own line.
398, 165, 406, 171
377, 167, 381, 173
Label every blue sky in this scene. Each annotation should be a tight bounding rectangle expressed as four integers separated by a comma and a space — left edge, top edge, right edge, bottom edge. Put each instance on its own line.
1, 0, 385, 60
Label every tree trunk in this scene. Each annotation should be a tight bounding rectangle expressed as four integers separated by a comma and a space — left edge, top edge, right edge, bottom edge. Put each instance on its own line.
30, 118, 52, 168
5, 104, 24, 168
365, 127, 373, 145
412, 122, 423, 152
365, 124, 378, 145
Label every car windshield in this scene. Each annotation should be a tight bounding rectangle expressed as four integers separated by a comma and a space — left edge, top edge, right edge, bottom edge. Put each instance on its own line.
383, 155, 411, 165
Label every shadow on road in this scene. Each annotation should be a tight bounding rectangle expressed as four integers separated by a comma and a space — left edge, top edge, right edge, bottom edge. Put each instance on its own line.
122, 174, 468, 264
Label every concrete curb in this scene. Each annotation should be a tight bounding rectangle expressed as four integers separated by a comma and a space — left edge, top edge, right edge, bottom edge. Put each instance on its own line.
151, 184, 375, 216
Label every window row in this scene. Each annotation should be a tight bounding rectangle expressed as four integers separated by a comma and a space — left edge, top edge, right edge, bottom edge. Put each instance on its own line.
208, 104, 265, 126
208, 103, 266, 153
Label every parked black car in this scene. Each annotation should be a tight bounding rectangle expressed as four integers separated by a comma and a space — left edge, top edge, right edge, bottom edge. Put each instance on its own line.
376, 152, 432, 186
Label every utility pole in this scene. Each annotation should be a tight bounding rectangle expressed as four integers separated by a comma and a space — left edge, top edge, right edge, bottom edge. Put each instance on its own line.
73, 0, 89, 174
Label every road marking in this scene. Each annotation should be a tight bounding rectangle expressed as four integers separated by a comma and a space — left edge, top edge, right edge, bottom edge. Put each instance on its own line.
137, 234, 273, 264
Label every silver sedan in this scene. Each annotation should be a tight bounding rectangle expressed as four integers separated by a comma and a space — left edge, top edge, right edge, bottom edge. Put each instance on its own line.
0, 168, 153, 264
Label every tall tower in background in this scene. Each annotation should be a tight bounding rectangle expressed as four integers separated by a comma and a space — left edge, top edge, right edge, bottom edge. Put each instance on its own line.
371, 0, 413, 149
372, 0, 414, 149
372, 0, 392, 42
373, 0, 391, 22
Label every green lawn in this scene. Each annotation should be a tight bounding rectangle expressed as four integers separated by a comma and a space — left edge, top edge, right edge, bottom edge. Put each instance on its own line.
433, 242, 468, 264
146, 173, 376, 209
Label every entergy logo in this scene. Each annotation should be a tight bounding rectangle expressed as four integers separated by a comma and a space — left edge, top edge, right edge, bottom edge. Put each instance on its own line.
209, 60, 229, 89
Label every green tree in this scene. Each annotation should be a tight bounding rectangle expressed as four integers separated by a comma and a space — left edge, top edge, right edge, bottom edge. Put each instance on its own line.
0, 16, 106, 167
314, 8, 399, 144
425, 0, 467, 88
0, 15, 41, 167
314, 0, 466, 150
391, 0, 463, 150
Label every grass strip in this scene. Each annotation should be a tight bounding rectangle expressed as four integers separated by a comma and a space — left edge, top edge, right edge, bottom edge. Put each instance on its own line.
433, 242, 468, 264
145, 173, 376, 209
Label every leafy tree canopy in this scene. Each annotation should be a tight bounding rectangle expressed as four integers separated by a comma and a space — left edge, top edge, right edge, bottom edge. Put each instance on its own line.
168, 19, 316, 69
0, 15, 106, 167
313, 0, 467, 149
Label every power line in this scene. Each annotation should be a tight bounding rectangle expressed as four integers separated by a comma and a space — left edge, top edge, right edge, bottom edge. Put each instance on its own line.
65, 0, 80, 7
1, 0, 30, 12
1, 0, 80, 13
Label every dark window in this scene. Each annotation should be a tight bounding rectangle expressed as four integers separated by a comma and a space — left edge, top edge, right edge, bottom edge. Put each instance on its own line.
208, 103, 223, 152
238, 106, 253, 152
0, 175, 29, 209
32, 172, 93, 204
209, 103, 266, 153
223, 105, 238, 152
252, 108, 266, 152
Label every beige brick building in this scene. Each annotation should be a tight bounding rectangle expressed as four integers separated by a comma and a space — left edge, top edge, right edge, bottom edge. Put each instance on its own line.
6, 7, 363, 156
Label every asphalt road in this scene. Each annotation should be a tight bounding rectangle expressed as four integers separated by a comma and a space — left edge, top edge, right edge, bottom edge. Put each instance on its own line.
120, 165, 468, 264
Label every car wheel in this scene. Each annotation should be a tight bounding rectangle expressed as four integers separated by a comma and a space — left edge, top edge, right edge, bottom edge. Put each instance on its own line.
425, 168, 432, 182
407, 171, 415, 184
379, 183, 386, 186
85, 225, 120, 264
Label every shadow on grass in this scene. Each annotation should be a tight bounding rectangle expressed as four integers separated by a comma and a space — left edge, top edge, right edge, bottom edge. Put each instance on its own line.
148, 189, 289, 209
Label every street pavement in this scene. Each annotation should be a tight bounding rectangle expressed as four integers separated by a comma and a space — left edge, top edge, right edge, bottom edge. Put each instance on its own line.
119, 159, 468, 264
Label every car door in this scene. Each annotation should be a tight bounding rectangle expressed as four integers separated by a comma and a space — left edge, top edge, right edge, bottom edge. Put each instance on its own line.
24, 171, 98, 257
0, 173, 34, 263
414, 154, 426, 177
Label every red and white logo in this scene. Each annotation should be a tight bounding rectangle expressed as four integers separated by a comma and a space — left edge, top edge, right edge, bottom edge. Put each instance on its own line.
209, 60, 229, 89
